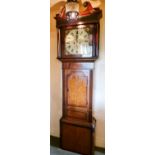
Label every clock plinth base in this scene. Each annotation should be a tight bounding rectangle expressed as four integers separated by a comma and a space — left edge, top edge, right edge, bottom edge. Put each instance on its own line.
60, 118, 96, 155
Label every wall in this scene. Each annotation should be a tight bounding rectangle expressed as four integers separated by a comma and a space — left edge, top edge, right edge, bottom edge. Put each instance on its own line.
50, 0, 105, 148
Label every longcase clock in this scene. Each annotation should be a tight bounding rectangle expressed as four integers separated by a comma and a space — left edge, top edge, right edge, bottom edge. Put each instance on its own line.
55, 2, 102, 155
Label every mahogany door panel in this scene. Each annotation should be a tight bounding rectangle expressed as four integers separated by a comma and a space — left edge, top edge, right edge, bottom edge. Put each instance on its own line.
64, 70, 90, 108
67, 70, 88, 107
63, 69, 93, 121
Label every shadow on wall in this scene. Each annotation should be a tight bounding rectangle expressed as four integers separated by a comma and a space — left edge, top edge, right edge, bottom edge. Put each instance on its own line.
50, 1, 65, 25
50, 2, 66, 138
50, 1, 65, 33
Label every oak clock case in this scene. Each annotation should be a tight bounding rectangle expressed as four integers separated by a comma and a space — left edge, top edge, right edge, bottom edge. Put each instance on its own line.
55, 7, 102, 155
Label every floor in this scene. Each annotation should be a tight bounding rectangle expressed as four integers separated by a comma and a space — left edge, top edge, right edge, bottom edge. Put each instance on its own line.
50, 146, 105, 155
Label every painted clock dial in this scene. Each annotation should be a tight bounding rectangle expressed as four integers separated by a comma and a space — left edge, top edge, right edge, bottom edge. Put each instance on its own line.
64, 27, 93, 57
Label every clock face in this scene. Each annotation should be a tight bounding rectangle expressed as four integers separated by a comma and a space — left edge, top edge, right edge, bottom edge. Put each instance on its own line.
64, 27, 93, 57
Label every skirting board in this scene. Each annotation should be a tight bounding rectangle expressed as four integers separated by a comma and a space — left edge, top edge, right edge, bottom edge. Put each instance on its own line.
50, 135, 105, 153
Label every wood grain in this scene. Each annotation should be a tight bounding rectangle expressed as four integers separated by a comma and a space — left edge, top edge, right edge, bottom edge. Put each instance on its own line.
55, 7, 102, 155
68, 72, 87, 107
